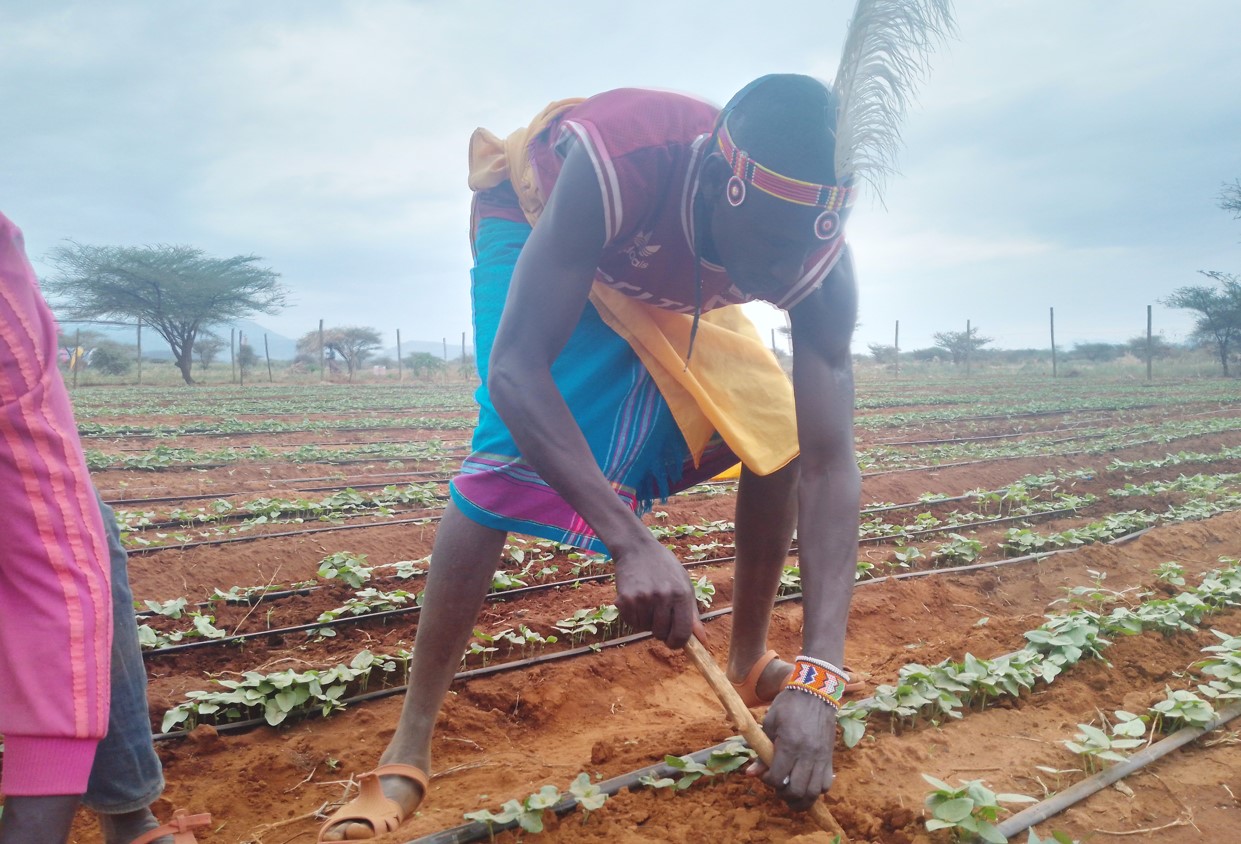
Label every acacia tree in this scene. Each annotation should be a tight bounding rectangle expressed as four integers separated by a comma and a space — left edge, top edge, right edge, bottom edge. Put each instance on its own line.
1163, 271, 1241, 375
931, 326, 992, 365
297, 326, 383, 382
43, 243, 286, 385
1125, 333, 1174, 360
195, 334, 226, 369
1221, 179, 1241, 221
404, 352, 445, 380
867, 343, 898, 365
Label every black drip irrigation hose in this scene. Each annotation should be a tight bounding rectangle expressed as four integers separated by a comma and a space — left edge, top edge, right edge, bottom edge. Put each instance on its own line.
860, 438, 1146, 478
113, 495, 449, 532
991, 701, 1241, 842
142, 554, 739, 657
152, 544, 1078, 741
125, 513, 442, 555
137, 502, 1084, 652
91, 451, 463, 474
83, 420, 478, 440
101, 469, 451, 506
404, 737, 748, 844
875, 431, 1108, 448
857, 507, 1077, 546
134, 481, 996, 613
124, 477, 1079, 556
396, 528, 1178, 844
114, 437, 472, 454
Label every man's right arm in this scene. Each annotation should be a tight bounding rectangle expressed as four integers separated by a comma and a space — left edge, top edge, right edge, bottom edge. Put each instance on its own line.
486, 147, 699, 648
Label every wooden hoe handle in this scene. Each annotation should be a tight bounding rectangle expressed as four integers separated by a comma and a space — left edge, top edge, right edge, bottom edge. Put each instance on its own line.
683, 636, 849, 842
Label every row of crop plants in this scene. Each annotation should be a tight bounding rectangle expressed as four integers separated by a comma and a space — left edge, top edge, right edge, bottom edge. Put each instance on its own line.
129, 455, 1241, 655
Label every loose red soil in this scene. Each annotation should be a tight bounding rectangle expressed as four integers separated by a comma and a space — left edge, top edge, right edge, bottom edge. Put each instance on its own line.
30, 386, 1241, 843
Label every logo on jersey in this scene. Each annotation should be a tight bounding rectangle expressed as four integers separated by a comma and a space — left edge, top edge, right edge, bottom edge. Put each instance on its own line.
623, 231, 661, 269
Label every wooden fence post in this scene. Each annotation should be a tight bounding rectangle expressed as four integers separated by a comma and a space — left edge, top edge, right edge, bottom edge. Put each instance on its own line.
1050, 307, 1057, 378
264, 334, 273, 383
1146, 305, 1153, 381
894, 319, 900, 379
396, 329, 403, 381
965, 319, 971, 376
136, 318, 143, 386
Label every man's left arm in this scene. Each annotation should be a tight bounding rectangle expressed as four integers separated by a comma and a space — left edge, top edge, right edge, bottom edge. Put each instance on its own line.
755, 248, 860, 810
789, 247, 860, 670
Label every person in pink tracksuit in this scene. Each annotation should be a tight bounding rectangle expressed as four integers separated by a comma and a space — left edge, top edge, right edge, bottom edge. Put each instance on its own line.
0, 211, 113, 841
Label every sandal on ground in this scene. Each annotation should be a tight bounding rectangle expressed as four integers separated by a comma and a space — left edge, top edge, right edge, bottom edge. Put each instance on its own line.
130, 809, 212, 844
732, 650, 867, 707
317, 763, 428, 842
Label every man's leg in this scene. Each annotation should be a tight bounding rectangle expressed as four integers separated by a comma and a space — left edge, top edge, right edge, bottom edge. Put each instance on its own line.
727, 460, 800, 699
0, 795, 81, 844
82, 494, 168, 844
322, 501, 507, 841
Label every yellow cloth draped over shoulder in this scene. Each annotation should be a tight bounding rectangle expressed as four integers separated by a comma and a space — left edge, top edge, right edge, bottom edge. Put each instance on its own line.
467, 99, 798, 477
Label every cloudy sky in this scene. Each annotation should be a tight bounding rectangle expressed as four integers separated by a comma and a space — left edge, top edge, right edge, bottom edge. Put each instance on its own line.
3, 1, 1239, 355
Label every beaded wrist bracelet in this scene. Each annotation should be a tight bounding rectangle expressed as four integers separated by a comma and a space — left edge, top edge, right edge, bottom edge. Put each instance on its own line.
785, 655, 850, 711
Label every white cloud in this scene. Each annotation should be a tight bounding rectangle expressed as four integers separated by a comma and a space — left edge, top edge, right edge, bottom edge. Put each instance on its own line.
4, 0, 1240, 349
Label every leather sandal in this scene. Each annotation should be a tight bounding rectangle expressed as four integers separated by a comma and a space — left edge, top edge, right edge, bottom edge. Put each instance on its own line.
732, 650, 866, 707
317, 763, 428, 842
130, 809, 212, 844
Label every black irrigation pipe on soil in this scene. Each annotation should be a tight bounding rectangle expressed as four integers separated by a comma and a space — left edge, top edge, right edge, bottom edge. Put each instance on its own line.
125, 477, 1077, 556
992, 701, 1241, 842
102, 470, 451, 506
401, 528, 1167, 844
125, 514, 442, 555
90, 451, 464, 474
115, 496, 450, 532
152, 603, 749, 741
115, 437, 469, 453
141, 554, 743, 656
151, 543, 1078, 741
83, 421, 478, 440
138, 503, 1083, 652
403, 737, 750, 844
875, 431, 1108, 448
151, 518, 1171, 753
857, 507, 1077, 546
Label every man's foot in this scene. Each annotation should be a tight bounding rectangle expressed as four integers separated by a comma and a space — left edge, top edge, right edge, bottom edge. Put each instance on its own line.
319, 765, 427, 842
100, 808, 166, 844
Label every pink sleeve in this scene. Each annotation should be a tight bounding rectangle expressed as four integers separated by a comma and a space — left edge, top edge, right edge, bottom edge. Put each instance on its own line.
0, 211, 111, 796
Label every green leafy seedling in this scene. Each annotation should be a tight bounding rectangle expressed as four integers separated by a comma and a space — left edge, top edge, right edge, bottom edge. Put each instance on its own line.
922, 775, 1036, 844
568, 772, 608, 823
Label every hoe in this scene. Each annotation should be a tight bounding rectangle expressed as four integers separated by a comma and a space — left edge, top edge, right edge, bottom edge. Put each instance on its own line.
685, 635, 850, 841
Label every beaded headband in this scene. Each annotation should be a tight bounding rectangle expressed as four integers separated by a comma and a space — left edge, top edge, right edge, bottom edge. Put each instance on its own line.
717, 120, 855, 241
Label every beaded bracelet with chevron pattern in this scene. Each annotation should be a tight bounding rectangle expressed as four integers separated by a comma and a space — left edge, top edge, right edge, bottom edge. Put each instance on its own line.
785, 655, 850, 710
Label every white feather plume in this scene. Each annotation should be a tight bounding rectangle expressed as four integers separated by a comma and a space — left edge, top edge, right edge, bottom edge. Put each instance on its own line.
833, 0, 955, 202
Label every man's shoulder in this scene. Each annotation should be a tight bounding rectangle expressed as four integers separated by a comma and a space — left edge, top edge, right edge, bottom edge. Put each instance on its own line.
569, 88, 719, 151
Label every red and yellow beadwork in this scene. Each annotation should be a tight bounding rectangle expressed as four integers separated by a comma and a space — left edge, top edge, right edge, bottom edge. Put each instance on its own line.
785, 655, 850, 710
717, 122, 855, 212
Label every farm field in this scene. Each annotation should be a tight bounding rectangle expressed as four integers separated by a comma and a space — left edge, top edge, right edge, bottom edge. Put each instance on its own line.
51, 377, 1241, 843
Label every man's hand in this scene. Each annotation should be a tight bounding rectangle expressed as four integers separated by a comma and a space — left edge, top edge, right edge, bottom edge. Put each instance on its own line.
613, 540, 700, 649
747, 690, 837, 811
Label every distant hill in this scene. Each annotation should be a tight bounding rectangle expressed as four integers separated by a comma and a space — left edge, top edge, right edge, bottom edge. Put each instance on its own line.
57, 318, 297, 360
56, 316, 471, 363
